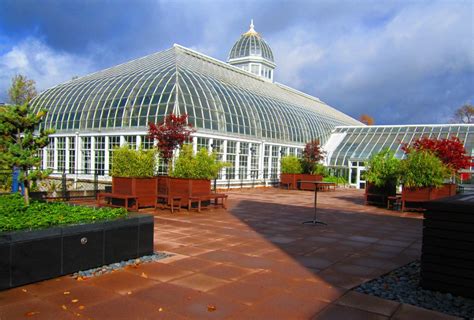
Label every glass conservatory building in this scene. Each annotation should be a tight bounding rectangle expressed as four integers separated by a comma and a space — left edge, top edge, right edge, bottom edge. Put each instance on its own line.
324, 124, 474, 188
31, 23, 361, 186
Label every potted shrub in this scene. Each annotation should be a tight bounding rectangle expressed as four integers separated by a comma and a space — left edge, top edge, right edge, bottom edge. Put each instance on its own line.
365, 149, 400, 206
400, 150, 451, 210
166, 144, 228, 207
110, 145, 158, 208
280, 155, 303, 189
400, 136, 472, 210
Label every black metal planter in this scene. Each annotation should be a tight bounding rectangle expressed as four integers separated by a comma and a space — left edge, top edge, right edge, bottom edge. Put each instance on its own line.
0, 213, 154, 290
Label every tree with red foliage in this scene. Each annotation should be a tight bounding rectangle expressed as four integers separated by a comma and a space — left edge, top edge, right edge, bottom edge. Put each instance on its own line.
401, 136, 472, 173
148, 113, 195, 164
301, 139, 326, 174
359, 114, 375, 125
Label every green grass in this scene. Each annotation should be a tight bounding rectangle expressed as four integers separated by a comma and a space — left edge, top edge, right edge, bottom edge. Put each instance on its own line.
0, 194, 128, 232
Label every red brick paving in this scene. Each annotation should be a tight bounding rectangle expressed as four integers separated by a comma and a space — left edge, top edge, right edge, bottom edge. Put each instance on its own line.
0, 188, 461, 319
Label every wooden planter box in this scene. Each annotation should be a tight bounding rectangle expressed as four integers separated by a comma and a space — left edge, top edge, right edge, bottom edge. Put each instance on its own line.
158, 176, 211, 207
280, 173, 322, 190
0, 213, 153, 290
365, 182, 397, 207
401, 183, 456, 211
421, 194, 474, 298
112, 177, 157, 208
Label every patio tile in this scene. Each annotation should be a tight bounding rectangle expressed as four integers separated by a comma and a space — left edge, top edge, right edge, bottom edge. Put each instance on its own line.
19, 276, 81, 297
290, 281, 346, 303
89, 270, 158, 295
172, 292, 247, 319
125, 261, 194, 282
200, 263, 258, 281
391, 304, 461, 320
0, 297, 78, 320
169, 273, 230, 292
209, 279, 283, 306
336, 291, 400, 316
0, 286, 36, 307
314, 304, 389, 320
131, 282, 203, 308
166, 256, 221, 271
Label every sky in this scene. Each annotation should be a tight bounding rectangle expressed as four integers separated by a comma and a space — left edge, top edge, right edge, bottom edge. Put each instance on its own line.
0, 0, 472, 125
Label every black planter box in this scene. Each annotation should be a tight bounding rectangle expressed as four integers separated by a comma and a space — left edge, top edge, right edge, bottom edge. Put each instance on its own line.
0, 213, 154, 290
421, 194, 474, 298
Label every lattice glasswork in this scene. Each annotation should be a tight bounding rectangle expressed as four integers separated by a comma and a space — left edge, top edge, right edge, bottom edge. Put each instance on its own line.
31, 45, 361, 145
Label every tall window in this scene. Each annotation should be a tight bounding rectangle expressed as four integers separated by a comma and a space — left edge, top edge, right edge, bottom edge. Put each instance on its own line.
271, 146, 279, 179
141, 136, 155, 149
264, 145, 270, 179
68, 137, 75, 174
108, 136, 121, 172
46, 138, 54, 170
212, 139, 224, 179
124, 135, 136, 149
81, 137, 92, 174
226, 141, 237, 180
250, 143, 259, 179
197, 137, 209, 152
239, 142, 249, 180
57, 137, 66, 173
95, 136, 105, 176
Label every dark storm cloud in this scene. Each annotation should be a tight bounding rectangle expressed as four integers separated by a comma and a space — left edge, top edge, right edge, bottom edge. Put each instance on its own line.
0, 0, 472, 124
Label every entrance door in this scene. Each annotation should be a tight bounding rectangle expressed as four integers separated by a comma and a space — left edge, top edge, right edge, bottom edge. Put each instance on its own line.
358, 167, 366, 189
349, 161, 366, 189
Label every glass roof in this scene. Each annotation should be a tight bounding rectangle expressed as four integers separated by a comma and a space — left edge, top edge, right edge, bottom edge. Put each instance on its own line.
228, 33, 274, 62
327, 125, 474, 167
31, 44, 361, 144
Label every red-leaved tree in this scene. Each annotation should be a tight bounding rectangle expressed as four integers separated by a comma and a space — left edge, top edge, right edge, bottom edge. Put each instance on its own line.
148, 113, 195, 164
401, 136, 472, 173
301, 139, 326, 174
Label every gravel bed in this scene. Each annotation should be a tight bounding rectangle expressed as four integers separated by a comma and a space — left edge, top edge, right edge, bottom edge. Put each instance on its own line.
72, 252, 172, 279
355, 261, 474, 319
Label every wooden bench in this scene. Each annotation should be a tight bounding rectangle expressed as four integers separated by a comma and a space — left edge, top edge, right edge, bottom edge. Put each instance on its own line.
387, 195, 402, 210
156, 193, 182, 213
188, 193, 228, 212
97, 192, 138, 211
280, 182, 292, 190
316, 183, 336, 191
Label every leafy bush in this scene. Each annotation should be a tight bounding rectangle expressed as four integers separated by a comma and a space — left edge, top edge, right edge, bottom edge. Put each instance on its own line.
312, 163, 329, 177
323, 175, 348, 185
0, 194, 127, 232
110, 145, 157, 178
280, 155, 302, 174
400, 150, 450, 188
365, 149, 401, 187
171, 144, 228, 180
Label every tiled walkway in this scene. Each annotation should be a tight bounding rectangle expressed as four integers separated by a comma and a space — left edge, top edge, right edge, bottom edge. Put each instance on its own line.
0, 188, 460, 319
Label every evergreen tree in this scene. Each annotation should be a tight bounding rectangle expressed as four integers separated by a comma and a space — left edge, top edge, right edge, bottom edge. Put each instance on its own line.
0, 103, 54, 204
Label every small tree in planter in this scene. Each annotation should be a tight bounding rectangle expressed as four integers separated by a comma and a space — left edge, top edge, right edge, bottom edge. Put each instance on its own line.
168, 144, 228, 206
148, 113, 194, 170
110, 145, 158, 208
0, 103, 54, 205
399, 150, 451, 210
365, 149, 400, 206
299, 140, 325, 190
280, 155, 303, 189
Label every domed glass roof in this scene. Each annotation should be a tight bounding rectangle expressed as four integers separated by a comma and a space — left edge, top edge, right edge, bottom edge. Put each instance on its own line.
31, 45, 361, 144
228, 21, 274, 63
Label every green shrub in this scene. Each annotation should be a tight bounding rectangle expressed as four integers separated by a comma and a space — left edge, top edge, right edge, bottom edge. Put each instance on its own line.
171, 144, 228, 180
110, 145, 157, 178
280, 155, 302, 174
400, 150, 450, 188
312, 163, 329, 177
0, 194, 127, 232
323, 175, 348, 185
366, 149, 401, 187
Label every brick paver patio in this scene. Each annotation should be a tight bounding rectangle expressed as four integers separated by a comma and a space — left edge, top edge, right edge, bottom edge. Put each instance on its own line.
0, 188, 460, 319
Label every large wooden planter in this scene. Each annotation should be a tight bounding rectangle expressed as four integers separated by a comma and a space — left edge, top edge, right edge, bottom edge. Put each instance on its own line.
401, 183, 457, 211
112, 177, 157, 208
158, 176, 211, 207
280, 173, 322, 190
421, 194, 474, 298
0, 213, 153, 290
365, 182, 397, 206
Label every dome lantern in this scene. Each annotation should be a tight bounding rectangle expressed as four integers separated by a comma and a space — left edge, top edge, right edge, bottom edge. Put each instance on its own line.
228, 20, 276, 81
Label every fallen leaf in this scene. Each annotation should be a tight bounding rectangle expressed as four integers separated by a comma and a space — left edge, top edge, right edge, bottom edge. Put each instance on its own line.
78, 306, 85, 310
62, 305, 68, 310
127, 291, 132, 295
207, 305, 217, 312
71, 299, 79, 303
24, 311, 40, 316
158, 307, 163, 312
63, 291, 70, 295
141, 272, 148, 278
22, 289, 28, 293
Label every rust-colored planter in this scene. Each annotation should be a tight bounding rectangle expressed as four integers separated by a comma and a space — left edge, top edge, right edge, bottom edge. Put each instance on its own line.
112, 177, 157, 208
280, 173, 322, 190
159, 176, 211, 206
401, 183, 457, 211
365, 182, 397, 206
